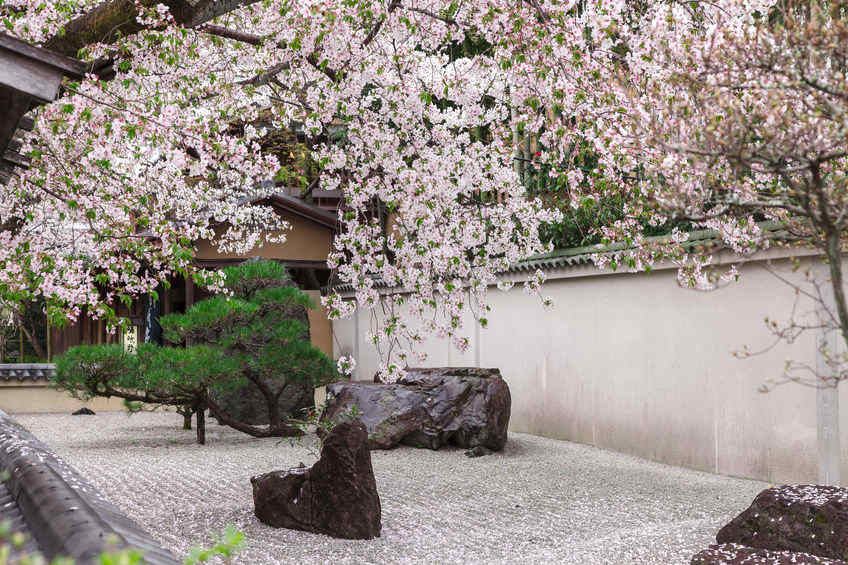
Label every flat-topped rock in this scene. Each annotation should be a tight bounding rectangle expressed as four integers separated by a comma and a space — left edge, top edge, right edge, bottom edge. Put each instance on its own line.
320, 367, 510, 451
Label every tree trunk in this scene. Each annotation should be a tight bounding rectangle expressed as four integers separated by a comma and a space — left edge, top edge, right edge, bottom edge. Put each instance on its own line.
43, 0, 263, 58
824, 231, 848, 350
267, 391, 281, 432
269, 420, 305, 437
19, 323, 45, 359
196, 407, 206, 445
207, 397, 304, 438
261, 384, 304, 437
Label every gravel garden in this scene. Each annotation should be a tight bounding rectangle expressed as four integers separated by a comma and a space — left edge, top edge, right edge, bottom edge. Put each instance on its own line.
17, 411, 767, 565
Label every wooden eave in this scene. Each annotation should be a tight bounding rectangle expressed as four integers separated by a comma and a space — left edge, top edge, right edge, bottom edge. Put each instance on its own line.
0, 33, 87, 85
195, 257, 330, 270
0, 33, 88, 184
254, 192, 339, 230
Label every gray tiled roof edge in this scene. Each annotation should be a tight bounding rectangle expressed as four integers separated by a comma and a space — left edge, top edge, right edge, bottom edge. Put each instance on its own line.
504, 220, 796, 273
0, 363, 55, 382
0, 409, 180, 564
327, 220, 798, 293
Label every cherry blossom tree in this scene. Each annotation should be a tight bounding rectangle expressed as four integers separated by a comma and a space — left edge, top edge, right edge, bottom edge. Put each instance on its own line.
6, 0, 569, 380
611, 1, 848, 388
12, 0, 835, 383
576, 0, 848, 483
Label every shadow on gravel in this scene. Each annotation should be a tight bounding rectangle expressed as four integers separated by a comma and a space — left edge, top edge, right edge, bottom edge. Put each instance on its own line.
59, 432, 269, 450
498, 436, 535, 457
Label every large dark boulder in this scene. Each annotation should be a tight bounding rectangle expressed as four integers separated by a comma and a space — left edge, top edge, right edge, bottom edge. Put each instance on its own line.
321, 381, 429, 449
321, 367, 510, 451
213, 286, 313, 425
212, 379, 313, 425
251, 421, 381, 539
715, 485, 848, 561
692, 543, 847, 565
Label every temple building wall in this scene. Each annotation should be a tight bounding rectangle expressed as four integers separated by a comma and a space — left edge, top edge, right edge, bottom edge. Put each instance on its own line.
5, 196, 338, 413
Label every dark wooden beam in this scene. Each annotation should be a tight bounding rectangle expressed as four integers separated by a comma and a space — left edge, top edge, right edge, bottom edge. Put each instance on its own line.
0, 37, 86, 102
194, 258, 330, 270
185, 276, 194, 308
0, 33, 86, 79
0, 86, 30, 162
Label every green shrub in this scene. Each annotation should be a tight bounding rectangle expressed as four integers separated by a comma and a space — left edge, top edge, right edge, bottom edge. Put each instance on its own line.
54, 260, 338, 444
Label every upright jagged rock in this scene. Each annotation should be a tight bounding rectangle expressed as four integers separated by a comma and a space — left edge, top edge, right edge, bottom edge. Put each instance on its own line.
321, 367, 511, 451
251, 421, 381, 539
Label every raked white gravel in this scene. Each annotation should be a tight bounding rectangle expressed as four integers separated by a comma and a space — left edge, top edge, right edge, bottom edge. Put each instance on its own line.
16, 411, 766, 565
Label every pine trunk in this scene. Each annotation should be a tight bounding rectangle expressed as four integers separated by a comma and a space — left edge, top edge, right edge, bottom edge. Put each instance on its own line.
196, 408, 206, 444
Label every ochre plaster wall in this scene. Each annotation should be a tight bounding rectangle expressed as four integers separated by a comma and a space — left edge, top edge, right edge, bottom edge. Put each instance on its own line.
305, 290, 333, 408
305, 290, 333, 357
195, 212, 332, 262
0, 381, 127, 413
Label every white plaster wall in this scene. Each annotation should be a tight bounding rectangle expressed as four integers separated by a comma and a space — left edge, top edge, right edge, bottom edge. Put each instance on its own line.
332, 255, 846, 484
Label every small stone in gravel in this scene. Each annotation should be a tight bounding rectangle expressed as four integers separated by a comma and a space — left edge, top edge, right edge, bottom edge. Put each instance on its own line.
464, 446, 492, 458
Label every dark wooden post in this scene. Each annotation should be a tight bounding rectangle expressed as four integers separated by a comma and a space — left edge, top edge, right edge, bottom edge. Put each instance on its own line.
162, 280, 172, 315
185, 276, 195, 308
195, 399, 206, 445
144, 285, 162, 345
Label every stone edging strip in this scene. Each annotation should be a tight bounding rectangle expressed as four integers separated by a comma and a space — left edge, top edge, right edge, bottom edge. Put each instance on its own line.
0, 409, 179, 564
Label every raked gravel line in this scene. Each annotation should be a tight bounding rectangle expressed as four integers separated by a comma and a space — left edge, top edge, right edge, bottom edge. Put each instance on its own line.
16, 412, 766, 565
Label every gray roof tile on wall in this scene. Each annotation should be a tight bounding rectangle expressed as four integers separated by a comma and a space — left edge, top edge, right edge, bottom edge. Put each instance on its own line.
0, 481, 41, 559
508, 221, 795, 274
328, 221, 796, 294
0, 409, 180, 564
0, 363, 55, 382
